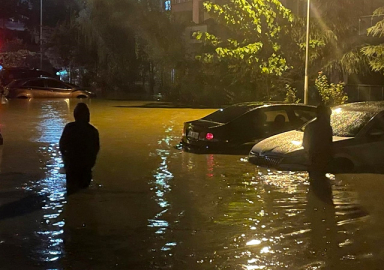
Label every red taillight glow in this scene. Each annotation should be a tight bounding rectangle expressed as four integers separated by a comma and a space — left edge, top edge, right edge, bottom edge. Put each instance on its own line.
206, 133, 214, 140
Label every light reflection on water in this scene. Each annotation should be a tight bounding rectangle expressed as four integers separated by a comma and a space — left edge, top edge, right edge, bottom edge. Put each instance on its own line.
148, 122, 176, 254
24, 101, 69, 264
142, 112, 376, 269
1, 100, 383, 269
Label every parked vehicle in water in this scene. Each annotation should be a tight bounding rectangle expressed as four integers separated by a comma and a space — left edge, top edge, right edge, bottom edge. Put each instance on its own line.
248, 101, 384, 173
180, 102, 317, 154
4, 77, 94, 99
0, 67, 55, 89
0, 128, 3, 171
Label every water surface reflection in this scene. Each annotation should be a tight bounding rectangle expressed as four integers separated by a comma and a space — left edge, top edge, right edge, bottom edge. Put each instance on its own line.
0, 100, 382, 269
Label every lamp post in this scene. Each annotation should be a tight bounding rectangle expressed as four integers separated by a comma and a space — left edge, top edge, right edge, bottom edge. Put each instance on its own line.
304, 0, 310, 104
40, 0, 43, 70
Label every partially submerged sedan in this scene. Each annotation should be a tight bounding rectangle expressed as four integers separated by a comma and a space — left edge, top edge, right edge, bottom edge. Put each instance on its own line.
180, 102, 316, 154
248, 102, 384, 173
4, 77, 94, 99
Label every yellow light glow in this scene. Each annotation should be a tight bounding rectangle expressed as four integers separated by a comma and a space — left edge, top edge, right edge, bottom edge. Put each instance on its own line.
291, 140, 302, 146
333, 108, 342, 114
246, 239, 262, 246
260, 246, 272, 254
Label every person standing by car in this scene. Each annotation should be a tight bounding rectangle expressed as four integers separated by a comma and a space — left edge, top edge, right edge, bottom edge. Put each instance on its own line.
59, 103, 100, 195
303, 105, 333, 177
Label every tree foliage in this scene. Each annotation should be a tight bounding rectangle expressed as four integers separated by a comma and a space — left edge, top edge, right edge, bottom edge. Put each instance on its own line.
361, 6, 384, 73
47, 0, 186, 94
284, 84, 300, 103
315, 72, 348, 106
196, 0, 293, 76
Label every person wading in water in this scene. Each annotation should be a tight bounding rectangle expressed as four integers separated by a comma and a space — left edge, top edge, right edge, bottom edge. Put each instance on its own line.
60, 103, 100, 195
303, 104, 333, 203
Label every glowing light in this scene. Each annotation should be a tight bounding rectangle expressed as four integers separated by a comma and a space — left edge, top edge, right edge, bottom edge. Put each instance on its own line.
242, 265, 266, 270
260, 246, 272, 254
291, 140, 302, 146
206, 133, 214, 140
333, 108, 342, 114
246, 239, 262, 246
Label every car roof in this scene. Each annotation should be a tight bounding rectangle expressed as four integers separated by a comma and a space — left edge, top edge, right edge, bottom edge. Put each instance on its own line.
2, 67, 45, 71
228, 101, 316, 112
334, 101, 384, 114
228, 102, 316, 109
14, 76, 60, 82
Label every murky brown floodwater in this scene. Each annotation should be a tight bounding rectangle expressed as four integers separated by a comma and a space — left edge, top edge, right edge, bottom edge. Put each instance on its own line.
0, 99, 383, 269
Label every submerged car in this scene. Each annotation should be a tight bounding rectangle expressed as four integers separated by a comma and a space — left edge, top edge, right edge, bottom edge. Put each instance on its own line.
4, 77, 94, 99
0, 67, 55, 89
248, 101, 384, 173
180, 102, 316, 154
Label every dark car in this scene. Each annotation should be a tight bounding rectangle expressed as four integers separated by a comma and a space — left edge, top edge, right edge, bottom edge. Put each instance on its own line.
248, 101, 384, 173
0, 128, 3, 169
4, 77, 94, 99
180, 102, 317, 154
0, 67, 55, 89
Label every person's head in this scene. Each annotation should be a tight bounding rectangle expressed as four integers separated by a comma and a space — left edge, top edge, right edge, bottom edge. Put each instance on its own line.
74, 103, 90, 123
316, 104, 332, 120
274, 114, 285, 124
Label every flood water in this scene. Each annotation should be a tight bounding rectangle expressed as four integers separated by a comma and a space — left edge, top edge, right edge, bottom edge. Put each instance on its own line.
0, 99, 383, 269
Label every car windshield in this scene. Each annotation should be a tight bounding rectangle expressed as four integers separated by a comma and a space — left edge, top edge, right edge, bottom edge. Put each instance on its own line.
202, 105, 260, 123
299, 109, 376, 137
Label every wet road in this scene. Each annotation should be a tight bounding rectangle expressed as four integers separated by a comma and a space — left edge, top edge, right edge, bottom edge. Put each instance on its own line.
0, 99, 383, 269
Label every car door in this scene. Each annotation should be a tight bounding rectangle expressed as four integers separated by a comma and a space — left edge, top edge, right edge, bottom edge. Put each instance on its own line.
22, 78, 47, 97
262, 107, 292, 137
45, 79, 72, 98
232, 107, 291, 143
347, 114, 384, 171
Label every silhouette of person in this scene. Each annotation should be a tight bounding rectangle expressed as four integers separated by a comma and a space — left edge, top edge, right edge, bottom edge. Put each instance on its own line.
59, 103, 100, 195
271, 114, 285, 133
303, 105, 333, 179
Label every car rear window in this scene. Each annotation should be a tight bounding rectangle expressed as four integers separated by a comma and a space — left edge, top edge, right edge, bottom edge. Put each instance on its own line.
202, 105, 260, 123
300, 109, 376, 137
331, 109, 376, 137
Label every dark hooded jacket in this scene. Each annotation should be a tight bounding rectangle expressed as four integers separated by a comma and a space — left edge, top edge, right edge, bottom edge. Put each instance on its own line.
59, 103, 100, 170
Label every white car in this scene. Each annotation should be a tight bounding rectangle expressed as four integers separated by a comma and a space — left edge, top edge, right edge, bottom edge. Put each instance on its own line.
248, 102, 384, 173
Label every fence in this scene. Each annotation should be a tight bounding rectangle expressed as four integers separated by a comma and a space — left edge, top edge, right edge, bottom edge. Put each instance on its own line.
344, 84, 384, 102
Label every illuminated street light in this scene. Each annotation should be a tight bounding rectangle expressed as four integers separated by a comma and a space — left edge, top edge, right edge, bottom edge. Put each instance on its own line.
304, 0, 310, 104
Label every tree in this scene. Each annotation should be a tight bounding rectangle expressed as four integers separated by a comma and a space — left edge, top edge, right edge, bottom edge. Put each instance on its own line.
194, 0, 294, 100
309, 0, 381, 79
26, 0, 80, 28
47, 0, 185, 96
361, 7, 384, 73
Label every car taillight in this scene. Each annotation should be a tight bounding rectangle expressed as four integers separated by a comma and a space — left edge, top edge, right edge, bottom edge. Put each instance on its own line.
206, 133, 214, 140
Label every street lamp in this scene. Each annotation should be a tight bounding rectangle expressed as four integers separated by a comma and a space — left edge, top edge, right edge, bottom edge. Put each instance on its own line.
40, 0, 43, 69
304, 0, 310, 104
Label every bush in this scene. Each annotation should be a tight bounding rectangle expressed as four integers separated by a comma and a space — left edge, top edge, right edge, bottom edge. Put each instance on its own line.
315, 72, 348, 106
284, 84, 300, 103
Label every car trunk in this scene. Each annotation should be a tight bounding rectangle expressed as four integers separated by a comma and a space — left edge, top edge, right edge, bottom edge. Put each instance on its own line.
183, 120, 224, 142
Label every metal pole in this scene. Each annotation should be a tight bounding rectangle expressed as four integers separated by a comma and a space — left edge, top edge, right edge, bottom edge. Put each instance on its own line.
304, 0, 310, 104
40, 0, 43, 70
